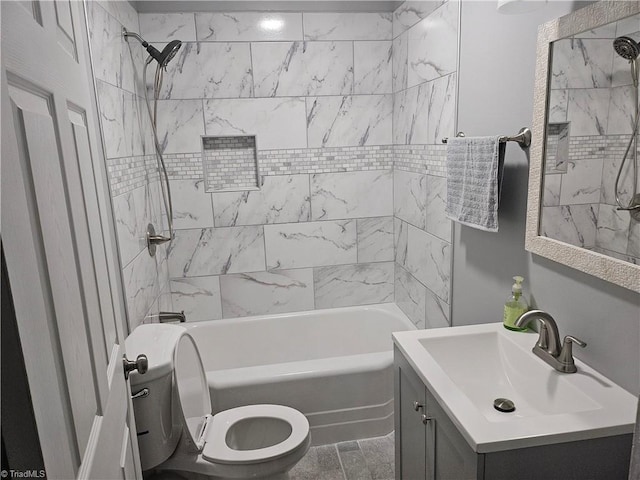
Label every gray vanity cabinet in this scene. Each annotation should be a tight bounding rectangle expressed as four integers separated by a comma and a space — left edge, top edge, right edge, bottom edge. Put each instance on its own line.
394, 346, 478, 480
395, 347, 428, 479
427, 387, 480, 480
394, 346, 633, 480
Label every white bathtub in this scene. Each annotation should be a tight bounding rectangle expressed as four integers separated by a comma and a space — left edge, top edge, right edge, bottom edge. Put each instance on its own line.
184, 303, 415, 445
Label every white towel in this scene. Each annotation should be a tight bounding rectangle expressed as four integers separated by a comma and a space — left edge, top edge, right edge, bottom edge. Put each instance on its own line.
445, 136, 505, 232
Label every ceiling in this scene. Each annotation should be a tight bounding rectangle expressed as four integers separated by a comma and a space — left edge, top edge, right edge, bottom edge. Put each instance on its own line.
132, 1, 404, 13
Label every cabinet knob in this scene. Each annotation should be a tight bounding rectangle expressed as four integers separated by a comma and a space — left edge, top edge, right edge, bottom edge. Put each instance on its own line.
421, 414, 432, 424
413, 401, 424, 412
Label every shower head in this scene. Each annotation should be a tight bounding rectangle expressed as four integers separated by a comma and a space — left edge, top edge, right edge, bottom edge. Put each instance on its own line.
147, 40, 182, 67
161, 40, 182, 66
123, 28, 182, 67
613, 36, 640, 61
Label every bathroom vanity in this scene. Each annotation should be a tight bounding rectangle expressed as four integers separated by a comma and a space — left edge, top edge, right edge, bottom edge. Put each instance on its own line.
393, 325, 637, 480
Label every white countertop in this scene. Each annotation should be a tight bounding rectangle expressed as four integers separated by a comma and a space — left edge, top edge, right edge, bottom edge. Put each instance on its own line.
393, 323, 638, 453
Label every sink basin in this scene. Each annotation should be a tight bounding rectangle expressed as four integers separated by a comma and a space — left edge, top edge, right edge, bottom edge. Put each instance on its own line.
418, 331, 600, 420
393, 323, 637, 453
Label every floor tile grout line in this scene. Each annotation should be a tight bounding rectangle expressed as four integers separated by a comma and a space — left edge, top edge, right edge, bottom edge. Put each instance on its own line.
290, 433, 394, 480
334, 443, 348, 480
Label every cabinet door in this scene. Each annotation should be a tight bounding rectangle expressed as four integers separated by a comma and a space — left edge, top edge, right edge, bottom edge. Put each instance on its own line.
395, 349, 427, 480
426, 389, 480, 480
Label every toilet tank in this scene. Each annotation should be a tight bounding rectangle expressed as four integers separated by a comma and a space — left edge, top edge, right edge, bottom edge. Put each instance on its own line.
126, 324, 187, 471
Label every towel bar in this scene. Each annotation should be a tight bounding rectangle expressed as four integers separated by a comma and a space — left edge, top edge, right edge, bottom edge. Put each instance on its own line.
442, 127, 531, 149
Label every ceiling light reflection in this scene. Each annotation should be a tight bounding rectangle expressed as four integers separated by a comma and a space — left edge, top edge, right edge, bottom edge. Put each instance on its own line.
260, 17, 284, 32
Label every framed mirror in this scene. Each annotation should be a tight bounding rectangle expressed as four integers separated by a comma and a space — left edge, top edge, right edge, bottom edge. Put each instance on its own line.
527, 1, 640, 293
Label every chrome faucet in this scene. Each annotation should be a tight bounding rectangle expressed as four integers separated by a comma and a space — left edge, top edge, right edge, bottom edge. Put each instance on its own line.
515, 310, 586, 373
155, 311, 186, 323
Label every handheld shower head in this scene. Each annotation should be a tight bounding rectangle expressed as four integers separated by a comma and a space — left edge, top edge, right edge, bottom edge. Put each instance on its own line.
160, 40, 182, 66
614, 36, 640, 61
123, 28, 182, 67
147, 40, 182, 67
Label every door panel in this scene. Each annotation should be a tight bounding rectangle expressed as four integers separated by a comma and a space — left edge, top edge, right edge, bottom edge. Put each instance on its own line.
66, 107, 111, 391
53, 0, 77, 59
17, 1, 42, 25
54, 0, 73, 34
8, 80, 97, 461
2, 73, 79, 479
67, 106, 119, 361
1, 1, 142, 478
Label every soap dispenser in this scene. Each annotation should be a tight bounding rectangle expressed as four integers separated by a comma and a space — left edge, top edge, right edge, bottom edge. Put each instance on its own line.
503, 276, 528, 331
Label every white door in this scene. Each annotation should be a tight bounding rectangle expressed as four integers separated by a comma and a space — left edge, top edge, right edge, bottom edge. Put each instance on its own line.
1, 1, 142, 478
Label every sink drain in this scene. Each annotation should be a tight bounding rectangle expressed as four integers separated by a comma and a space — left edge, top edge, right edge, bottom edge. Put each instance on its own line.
493, 398, 515, 413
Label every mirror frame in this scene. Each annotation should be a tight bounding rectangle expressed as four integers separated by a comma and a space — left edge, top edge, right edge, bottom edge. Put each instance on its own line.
527, 0, 640, 293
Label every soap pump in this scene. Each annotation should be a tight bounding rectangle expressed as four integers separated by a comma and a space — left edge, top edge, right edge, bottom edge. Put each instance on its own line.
503, 276, 528, 331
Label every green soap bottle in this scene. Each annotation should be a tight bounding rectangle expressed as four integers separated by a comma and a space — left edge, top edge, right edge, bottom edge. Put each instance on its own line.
503, 276, 528, 331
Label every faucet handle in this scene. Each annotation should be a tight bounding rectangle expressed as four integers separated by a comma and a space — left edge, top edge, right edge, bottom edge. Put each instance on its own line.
564, 335, 587, 348
558, 335, 587, 373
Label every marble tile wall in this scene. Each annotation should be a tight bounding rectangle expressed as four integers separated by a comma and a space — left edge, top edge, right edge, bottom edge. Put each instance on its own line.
167, 173, 394, 319
137, 11, 393, 155
89, 3, 460, 325
541, 134, 640, 263
87, 0, 173, 330
132, 9, 398, 319
392, 1, 458, 146
391, 1, 458, 329
544, 13, 640, 264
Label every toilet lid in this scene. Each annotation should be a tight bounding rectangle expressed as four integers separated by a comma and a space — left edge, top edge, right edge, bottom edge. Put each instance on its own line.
173, 333, 212, 448
202, 405, 310, 465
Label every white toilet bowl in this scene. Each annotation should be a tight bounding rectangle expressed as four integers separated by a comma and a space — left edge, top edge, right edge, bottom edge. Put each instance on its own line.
126, 324, 310, 479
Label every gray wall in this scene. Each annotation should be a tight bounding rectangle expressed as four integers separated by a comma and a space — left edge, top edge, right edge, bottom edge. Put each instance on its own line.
453, 1, 640, 395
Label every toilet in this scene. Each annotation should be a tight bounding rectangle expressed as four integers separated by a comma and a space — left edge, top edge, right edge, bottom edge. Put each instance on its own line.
126, 324, 311, 479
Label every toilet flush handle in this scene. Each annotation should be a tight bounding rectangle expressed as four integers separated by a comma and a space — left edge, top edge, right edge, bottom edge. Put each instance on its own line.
131, 388, 149, 400
123, 354, 148, 380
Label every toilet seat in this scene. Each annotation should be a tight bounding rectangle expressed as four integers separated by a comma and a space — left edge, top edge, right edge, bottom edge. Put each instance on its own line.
202, 404, 310, 465
172, 333, 310, 472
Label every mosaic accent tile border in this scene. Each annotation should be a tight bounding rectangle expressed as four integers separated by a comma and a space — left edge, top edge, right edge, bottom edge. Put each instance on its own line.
258, 145, 394, 175
161, 145, 395, 182
602, 134, 635, 160
107, 154, 159, 196
564, 134, 635, 162
164, 153, 204, 180
393, 144, 447, 176
107, 144, 450, 194
567, 135, 607, 161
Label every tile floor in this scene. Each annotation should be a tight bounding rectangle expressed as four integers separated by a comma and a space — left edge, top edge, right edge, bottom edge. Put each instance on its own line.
286, 432, 395, 480
145, 433, 396, 480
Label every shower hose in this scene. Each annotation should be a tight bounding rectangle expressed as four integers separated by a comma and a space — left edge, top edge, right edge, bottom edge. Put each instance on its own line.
615, 59, 640, 212
142, 57, 175, 242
